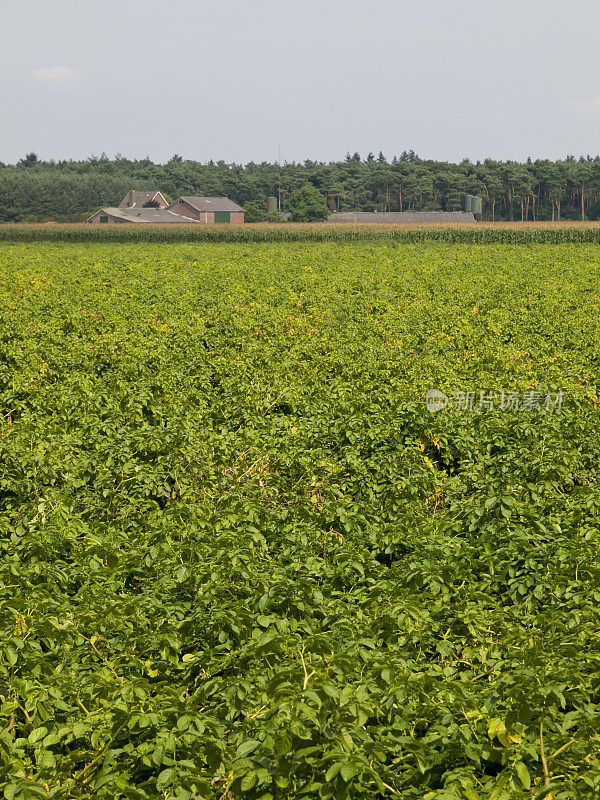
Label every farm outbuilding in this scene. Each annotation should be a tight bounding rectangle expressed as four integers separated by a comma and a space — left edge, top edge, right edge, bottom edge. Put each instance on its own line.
168, 197, 245, 224
327, 211, 475, 223
86, 207, 199, 224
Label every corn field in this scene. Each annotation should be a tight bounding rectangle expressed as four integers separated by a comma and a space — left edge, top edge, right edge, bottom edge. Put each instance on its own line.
5, 222, 600, 244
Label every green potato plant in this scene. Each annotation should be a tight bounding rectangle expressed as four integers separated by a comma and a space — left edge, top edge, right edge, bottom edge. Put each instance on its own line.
0, 241, 599, 798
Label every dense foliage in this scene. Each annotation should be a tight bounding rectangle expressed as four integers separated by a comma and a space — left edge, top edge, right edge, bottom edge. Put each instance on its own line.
1, 241, 599, 798
3, 150, 600, 222
286, 187, 330, 223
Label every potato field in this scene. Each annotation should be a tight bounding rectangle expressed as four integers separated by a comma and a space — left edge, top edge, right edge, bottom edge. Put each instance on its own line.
1, 240, 600, 799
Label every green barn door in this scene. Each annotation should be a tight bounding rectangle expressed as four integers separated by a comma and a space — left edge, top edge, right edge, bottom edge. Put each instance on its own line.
214, 211, 230, 223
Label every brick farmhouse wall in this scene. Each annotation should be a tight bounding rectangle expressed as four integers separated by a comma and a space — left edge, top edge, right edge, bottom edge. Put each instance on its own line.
168, 200, 244, 224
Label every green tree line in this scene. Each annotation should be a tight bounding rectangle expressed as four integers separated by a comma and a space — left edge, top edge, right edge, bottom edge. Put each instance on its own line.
2, 150, 600, 222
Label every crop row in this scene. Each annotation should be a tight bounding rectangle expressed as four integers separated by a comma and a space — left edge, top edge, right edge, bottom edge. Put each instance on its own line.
5, 222, 600, 243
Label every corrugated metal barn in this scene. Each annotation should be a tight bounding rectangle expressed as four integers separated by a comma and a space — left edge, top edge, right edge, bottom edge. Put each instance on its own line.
328, 211, 476, 223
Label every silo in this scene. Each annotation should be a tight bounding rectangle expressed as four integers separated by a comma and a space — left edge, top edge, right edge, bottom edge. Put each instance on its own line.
267, 197, 277, 213
475, 196, 483, 216
464, 195, 474, 213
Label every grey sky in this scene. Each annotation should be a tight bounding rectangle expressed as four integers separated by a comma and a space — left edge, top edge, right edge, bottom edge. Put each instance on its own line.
2, 0, 600, 165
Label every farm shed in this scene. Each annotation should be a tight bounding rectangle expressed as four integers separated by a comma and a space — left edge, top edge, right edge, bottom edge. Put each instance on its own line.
168, 197, 245, 224
86, 207, 199, 223
327, 211, 475, 223
119, 190, 169, 209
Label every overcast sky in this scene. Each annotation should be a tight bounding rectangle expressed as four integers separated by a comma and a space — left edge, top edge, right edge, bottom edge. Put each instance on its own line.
2, 0, 600, 165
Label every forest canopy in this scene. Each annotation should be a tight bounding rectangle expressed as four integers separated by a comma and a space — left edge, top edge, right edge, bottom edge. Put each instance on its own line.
1, 151, 599, 222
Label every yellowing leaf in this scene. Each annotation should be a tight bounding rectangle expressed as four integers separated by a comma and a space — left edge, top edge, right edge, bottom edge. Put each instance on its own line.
488, 718, 506, 739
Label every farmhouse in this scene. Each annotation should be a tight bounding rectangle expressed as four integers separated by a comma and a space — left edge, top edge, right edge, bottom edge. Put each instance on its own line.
168, 197, 245, 224
87, 192, 245, 223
